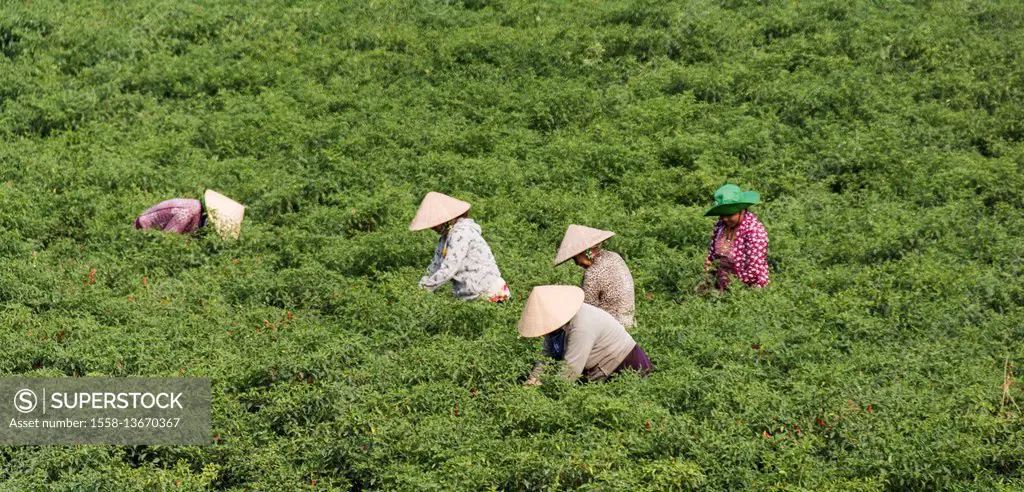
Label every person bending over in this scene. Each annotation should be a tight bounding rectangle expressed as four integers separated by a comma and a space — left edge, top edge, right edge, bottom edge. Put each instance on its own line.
522, 285, 652, 385
409, 191, 510, 302
553, 224, 635, 329
134, 189, 245, 240
703, 184, 769, 291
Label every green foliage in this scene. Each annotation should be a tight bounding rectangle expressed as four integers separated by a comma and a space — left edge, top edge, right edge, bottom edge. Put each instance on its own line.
1, 0, 1023, 488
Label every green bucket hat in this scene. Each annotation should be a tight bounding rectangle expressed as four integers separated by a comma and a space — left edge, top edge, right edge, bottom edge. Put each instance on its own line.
704, 184, 760, 217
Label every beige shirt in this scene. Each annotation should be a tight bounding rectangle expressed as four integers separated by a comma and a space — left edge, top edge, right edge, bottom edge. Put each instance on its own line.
562, 304, 636, 382
582, 251, 635, 329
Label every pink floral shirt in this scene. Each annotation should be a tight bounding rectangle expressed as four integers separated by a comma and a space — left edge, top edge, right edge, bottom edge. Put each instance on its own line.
705, 211, 769, 288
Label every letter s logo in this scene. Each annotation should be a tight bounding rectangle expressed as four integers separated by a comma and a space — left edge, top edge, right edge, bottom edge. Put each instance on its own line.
14, 389, 37, 414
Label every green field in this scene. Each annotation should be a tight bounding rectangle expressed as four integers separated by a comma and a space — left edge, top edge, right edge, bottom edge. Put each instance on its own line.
2, 0, 1023, 489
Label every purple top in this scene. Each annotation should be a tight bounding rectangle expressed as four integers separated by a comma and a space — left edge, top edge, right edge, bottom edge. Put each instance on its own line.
134, 198, 203, 234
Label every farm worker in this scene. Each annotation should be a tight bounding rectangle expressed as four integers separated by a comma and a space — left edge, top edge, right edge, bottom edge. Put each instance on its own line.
521, 285, 652, 385
553, 225, 635, 329
134, 190, 246, 239
703, 184, 769, 290
409, 191, 510, 302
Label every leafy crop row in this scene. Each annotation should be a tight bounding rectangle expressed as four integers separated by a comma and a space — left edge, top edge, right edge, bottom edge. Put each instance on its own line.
0, 0, 1022, 489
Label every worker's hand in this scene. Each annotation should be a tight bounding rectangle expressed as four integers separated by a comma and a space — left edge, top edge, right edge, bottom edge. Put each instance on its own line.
695, 275, 714, 297
523, 376, 542, 387
418, 276, 432, 290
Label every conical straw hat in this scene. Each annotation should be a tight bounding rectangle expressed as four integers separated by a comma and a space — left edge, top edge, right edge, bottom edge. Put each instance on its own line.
553, 225, 615, 266
204, 189, 245, 240
518, 285, 585, 338
409, 192, 471, 231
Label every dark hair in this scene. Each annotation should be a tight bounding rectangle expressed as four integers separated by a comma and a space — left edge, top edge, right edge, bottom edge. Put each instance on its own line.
445, 211, 469, 228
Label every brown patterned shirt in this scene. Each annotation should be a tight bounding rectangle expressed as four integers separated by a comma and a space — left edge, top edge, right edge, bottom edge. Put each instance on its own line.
582, 250, 635, 329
